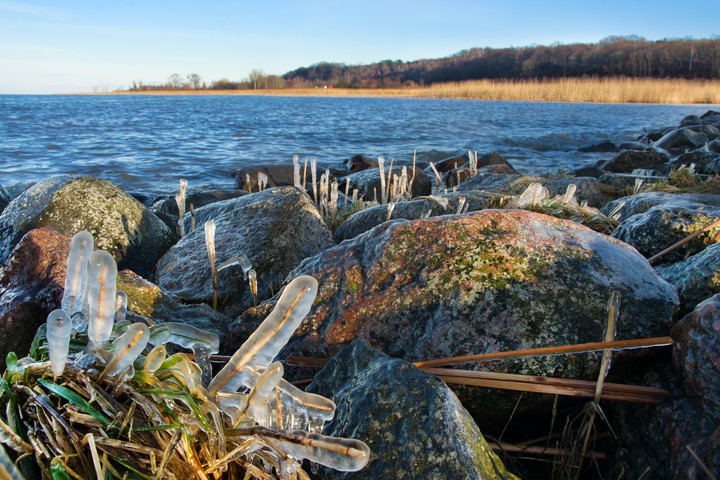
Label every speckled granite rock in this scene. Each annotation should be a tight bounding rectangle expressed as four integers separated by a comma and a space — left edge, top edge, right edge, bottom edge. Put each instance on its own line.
656, 242, 720, 315
156, 186, 334, 318
231, 210, 678, 417
0, 175, 174, 278
306, 339, 518, 480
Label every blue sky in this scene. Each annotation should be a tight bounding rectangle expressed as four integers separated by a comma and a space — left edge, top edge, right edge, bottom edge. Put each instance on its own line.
1, 0, 718, 94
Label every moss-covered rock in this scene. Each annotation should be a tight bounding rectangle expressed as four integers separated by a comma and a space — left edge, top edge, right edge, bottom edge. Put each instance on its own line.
232, 210, 678, 417
156, 186, 334, 318
307, 339, 518, 480
0, 175, 174, 278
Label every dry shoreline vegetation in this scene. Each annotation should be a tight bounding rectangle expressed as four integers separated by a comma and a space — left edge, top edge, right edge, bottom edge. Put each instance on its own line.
94, 77, 720, 104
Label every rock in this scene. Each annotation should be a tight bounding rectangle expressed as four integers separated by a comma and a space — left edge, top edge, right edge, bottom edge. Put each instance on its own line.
597, 172, 664, 192
156, 186, 334, 318
656, 242, 720, 316
306, 339, 518, 480
0, 184, 10, 214
573, 165, 606, 178
578, 140, 619, 153
602, 192, 720, 220
151, 189, 250, 217
668, 149, 720, 174
0, 228, 231, 368
343, 167, 432, 201
453, 173, 525, 193
234, 165, 296, 191
231, 210, 678, 417
333, 192, 498, 242
0, 175, 174, 279
0, 228, 68, 369
431, 154, 467, 173
343, 154, 378, 173
603, 150, 669, 173
654, 127, 715, 153
609, 197, 720, 265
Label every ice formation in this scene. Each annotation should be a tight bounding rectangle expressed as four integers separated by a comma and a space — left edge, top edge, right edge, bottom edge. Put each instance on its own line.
61, 230, 93, 316
41, 231, 369, 477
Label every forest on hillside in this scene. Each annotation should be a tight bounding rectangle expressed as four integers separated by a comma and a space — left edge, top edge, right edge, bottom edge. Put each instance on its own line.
129, 36, 720, 91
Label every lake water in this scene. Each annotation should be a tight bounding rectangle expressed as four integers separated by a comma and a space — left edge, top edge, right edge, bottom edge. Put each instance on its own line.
0, 94, 714, 195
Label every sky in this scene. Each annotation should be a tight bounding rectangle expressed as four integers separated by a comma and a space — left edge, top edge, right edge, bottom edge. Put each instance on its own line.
1, 0, 719, 94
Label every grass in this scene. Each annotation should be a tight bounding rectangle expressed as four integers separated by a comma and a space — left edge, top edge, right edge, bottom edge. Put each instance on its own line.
99, 77, 720, 104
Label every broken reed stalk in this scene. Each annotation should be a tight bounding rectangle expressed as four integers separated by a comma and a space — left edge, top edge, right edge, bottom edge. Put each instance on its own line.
487, 438, 606, 460
648, 216, 720, 263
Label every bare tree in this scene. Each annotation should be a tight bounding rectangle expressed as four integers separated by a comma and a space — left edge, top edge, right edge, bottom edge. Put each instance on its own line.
248, 69, 265, 89
168, 73, 184, 89
187, 73, 203, 89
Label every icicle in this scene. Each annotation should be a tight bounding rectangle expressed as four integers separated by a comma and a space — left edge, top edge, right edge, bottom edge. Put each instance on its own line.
47, 309, 72, 377
102, 323, 149, 378
273, 431, 370, 472
311, 157, 318, 204
143, 345, 167, 373
509, 183, 549, 208
378, 156, 386, 204
207, 275, 318, 396
205, 220, 218, 310
330, 180, 339, 229
561, 184, 577, 205
428, 162, 444, 194
148, 322, 220, 387
62, 230, 94, 320
456, 197, 466, 215
247, 362, 284, 427
293, 154, 301, 189
258, 172, 268, 192
245, 173, 252, 192
386, 202, 395, 221
86, 250, 117, 350
344, 178, 350, 211
217, 253, 253, 280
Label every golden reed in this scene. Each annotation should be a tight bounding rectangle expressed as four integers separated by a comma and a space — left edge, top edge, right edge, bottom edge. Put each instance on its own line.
105, 77, 720, 104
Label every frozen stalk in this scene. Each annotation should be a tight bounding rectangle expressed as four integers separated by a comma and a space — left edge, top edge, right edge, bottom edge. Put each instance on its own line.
115, 291, 128, 324
207, 275, 318, 396
102, 323, 149, 379
248, 268, 258, 307
62, 231, 94, 320
293, 154, 301, 189
205, 220, 218, 310
258, 172, 268, 192
378, 156, 386, 204
330, 180, 339, 229
86, 250, 118, 350
47, 309, 72, 377
429, 162, 444, 194
311, 157, 318, 204
246, 362, 284, 427
176, 178, 187, 238
148, 322, 220, 387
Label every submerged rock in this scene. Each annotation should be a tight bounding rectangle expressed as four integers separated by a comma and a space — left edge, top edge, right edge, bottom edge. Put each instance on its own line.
307, 339, 518, 480
232, 210, 678, 416
156, 186, 334, 317
0, 175, 174, 278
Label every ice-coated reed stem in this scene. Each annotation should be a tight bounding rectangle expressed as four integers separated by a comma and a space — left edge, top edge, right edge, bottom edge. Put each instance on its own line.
190, 203, 195, 231
86, 250, 118, 350
330, 180, 339, 229
311, 157, 318, 205
248, 268, 258, 307
303, 157, 308, 189
176, 178, 187, 238
293, 154, 301, 189
385, 158, 394, 204
258, 172, 268, 192
62, 231, 94, 321
344, 178, 350, 212
378, 156, 386, 204
429, 162, 444, 195
47, 309, 72, 377
205, 220, 218, 310
115, 291, 128, 324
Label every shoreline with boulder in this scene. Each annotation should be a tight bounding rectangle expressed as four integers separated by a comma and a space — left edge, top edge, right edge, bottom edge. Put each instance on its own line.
1, 110, 719, 479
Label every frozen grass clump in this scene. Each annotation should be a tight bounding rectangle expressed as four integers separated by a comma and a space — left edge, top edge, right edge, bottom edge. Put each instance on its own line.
0, 231, 370, 479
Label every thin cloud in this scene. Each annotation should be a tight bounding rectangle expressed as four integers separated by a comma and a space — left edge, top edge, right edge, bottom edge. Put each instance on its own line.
0, 1, 72, 20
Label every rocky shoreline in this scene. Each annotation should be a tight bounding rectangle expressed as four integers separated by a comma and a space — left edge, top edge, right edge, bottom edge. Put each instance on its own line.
1, 110, 719, 479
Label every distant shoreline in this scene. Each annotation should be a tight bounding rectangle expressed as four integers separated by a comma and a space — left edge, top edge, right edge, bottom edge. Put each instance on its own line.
73, 78, 720, 104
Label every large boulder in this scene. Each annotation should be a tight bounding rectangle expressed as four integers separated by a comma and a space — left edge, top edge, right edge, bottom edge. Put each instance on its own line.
230, 210, 678, 415
234, 165, 296, 191
333, 192, 497, 242
0, 184, 10, 214
0, 228, 231, 367
151, 189, 250, 217
307, 339, 518, 480
156, 186, 334, 318
656, 242, 720, 315
654, 126, 717, 153
0, 175, 174, 278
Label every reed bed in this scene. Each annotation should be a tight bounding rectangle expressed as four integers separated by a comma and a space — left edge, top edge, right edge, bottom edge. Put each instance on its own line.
105, 77, 720, 104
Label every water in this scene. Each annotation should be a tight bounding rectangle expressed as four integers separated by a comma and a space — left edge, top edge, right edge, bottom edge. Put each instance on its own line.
0, 94, 713, 196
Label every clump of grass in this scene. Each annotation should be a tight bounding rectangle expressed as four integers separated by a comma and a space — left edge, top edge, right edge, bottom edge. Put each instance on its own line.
645, 172, 720, 194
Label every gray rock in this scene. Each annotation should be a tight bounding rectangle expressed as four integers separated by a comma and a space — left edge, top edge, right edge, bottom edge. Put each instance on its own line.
654, 127, 715, 153
0, 184, 9, 214
0, 175, 174, 278
151, 189, 250, 217
601, 192, 720, 221
156, 186, 334, 317
343, 154, 378, 173
656, 242, 720, 315
306, 339, 518, 480
667, 150, 720, 174
333, 192, 497, 242
578, 140, 619, 153
603, 150, 669, 173
344, 167, 432, 201
610, 199, 720, 265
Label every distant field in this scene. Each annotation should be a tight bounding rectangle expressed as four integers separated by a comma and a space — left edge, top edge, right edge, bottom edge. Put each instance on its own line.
104, 77, 720, 104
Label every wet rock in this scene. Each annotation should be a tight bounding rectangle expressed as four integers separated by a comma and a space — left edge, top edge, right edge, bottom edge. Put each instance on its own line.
232, 210, 678, 417
608, 196, 720, 265
578, 140, 619, 153
654, 127, 716, 153
151, 189, 250, 217
343, 167, 432, 201
234, 165, 296, 191
333, 192, 498, 242
668, 149, 720, 174
656, 243, 720, 315
0, 228, 231, 367
602, 192, 720, 221
156, 186, 334, 318
307, 339, 518, 480
0, 228, 68, 369
0, 175, 174, 278
0, 184, 10, 214
603, 150, 669, 173
343, 154, 378, 173
431, 154, 467, 173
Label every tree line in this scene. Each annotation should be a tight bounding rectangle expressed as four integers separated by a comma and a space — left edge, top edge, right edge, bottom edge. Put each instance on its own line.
128, 36, 720, 91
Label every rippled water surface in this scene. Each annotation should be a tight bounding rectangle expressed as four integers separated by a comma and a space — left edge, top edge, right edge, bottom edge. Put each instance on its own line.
0, 95, 713, 195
